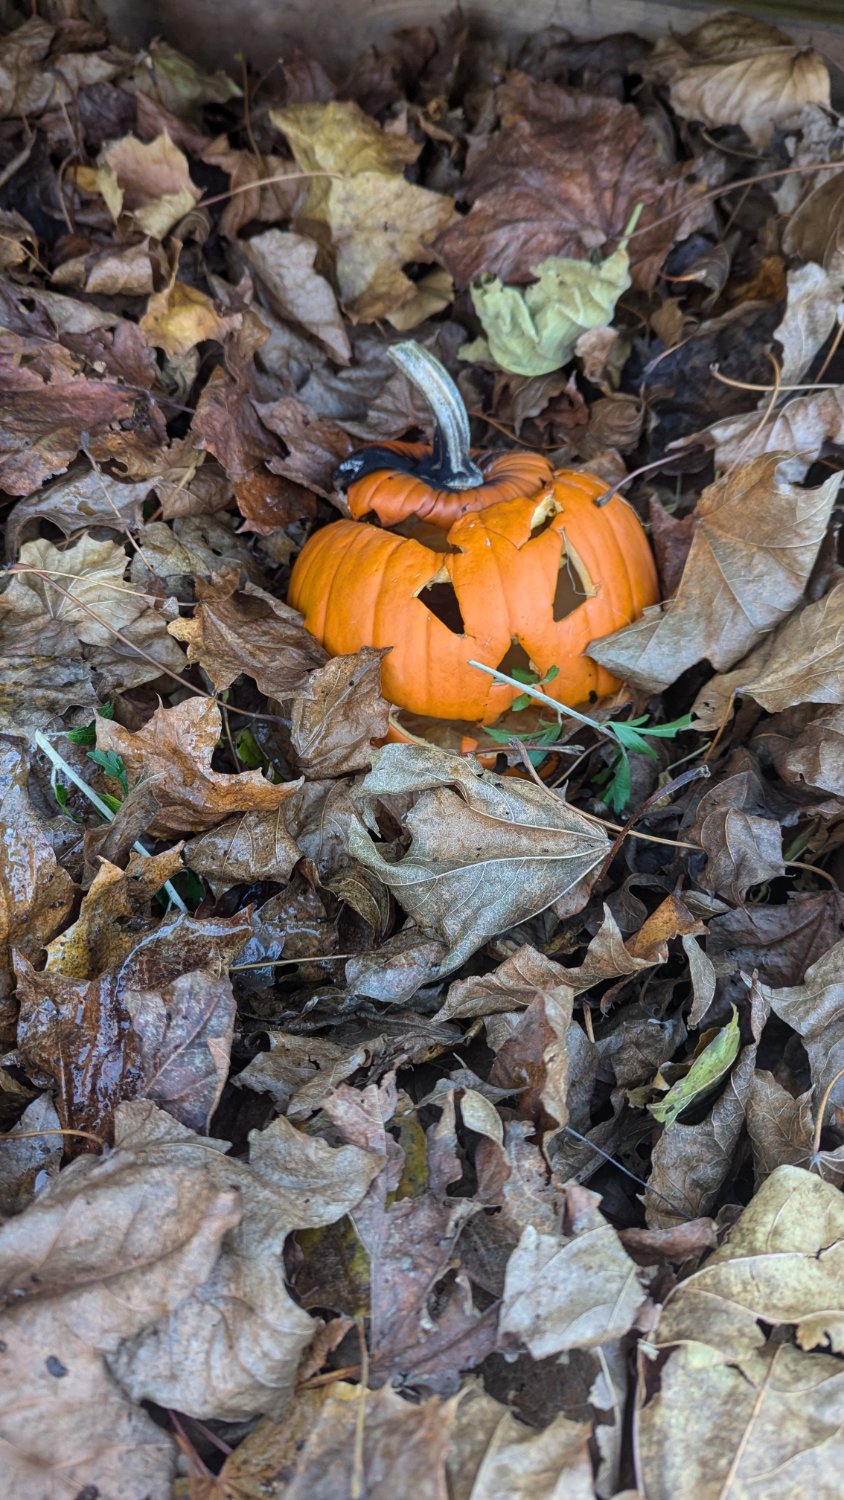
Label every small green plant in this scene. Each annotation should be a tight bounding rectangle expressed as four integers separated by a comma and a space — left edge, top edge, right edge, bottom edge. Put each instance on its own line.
86, 748, 129, 811
65, 701, 115, 747
593, 712, 693, 813
469, 659, 693, 809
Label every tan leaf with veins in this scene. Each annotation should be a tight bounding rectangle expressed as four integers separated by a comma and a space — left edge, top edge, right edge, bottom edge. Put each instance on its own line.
589, 457, 841, 694
168, 568, 326, 698
638, 14, 830, 147
349, 744, 608, 972
692, 579, 844, 728
96, 698, 301, 835
97, 131, 201, 238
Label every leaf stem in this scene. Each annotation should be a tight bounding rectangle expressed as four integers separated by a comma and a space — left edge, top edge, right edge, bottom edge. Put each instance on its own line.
33, 730, 189, 914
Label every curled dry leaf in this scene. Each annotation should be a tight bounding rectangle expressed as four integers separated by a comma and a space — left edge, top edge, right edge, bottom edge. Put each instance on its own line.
167, 567, 327, 698
589, 458, 841, 694
0, 779, 77, 1008
349, 745, 609, 972
191, 362, 318, 535
692, 579, 844, 728
637, 14, 830, 147
15, 895, 250, 1140
5, 470, 157, 558
95, 698, 302, 835
687, 387, 844, 482
0, 329, 166, 495
770, 704, 844, 797
689, 772, 785, 903
272, 100, 457, 321
746, 1071, 815, 1188
97, 130, 201, 237
463, 237, 633, 376
764, 937, 844, 1114
290, 648, 390, 778
783, 167, 844, 280
242, 228, 351, 363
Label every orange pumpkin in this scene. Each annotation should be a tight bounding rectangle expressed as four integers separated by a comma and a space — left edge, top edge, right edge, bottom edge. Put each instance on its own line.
335, 341, 552, 528
289, 471, 659, 724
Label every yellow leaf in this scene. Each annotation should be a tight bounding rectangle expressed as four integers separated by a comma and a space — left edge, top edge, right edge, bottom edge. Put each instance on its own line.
141, 281, 241, 358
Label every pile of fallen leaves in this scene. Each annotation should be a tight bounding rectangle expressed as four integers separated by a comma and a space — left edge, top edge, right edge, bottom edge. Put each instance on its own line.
1, 2, 844, 1494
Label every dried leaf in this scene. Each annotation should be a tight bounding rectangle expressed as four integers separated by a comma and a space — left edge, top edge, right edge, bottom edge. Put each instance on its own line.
499, 1188, 645, 1357
638, 15, 830, 147
243, 228, 351, 362
140, 280, 241, 359
764, 938, 844, 1114
95, 698, 301, 835
98, 131, 201, 237
168, 568, 327, 699
291, 649, 390, 777
349, 745, 608, 971
589, 458, 841, 694
0, 780, 77, 1006
693, 580, 844, 726
272, 101, 456, 320
104, 1101, 381, 1419
211, 1383, 454, 1499
746, 1071, 815, 1187
184, 809, 301, 895
437, 75, 694, 292
447, 1385, 594, 1500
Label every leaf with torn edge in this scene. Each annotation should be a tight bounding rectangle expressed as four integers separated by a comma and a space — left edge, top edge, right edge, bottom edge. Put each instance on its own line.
589, 456, 841, 694
348, 744, 608, 972
692, 579, 844, 727
462, 234, 633, 377
95, 698, 302, 835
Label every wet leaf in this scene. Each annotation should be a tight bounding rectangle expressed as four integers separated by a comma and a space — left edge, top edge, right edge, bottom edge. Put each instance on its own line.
167, 567, 327, 698
290, 648, 390, 777
95, 698, 301, 835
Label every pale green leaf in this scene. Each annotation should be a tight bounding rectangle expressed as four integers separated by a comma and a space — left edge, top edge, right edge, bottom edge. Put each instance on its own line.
649, 1008, 741, 1128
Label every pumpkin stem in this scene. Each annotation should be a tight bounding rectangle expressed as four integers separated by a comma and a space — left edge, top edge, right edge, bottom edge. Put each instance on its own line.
333, 342, 486, 494
389, 341, 485, 489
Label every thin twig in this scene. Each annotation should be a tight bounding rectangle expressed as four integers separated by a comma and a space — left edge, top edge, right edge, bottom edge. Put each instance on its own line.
812, 1063, 844, 1162
197, 167, 342, 211
33, 731, 189, 914
0, 1125, 105, 1147
229, 952, 354, 972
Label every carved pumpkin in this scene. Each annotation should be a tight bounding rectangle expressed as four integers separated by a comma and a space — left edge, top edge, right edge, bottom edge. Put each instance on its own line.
289, 471, 659, 724
335, 341, 552, 528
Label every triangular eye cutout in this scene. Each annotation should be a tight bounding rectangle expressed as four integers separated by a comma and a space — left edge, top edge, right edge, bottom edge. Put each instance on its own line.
419, 579, 466, 635
553, 549, 591, 621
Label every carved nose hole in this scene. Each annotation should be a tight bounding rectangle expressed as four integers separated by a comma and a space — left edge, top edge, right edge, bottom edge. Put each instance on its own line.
498, 640, 534, 677
420, 580, 465, 635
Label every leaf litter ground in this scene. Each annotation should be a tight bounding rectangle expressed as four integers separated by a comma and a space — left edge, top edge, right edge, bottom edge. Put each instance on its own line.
0, 6, 843, 1497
